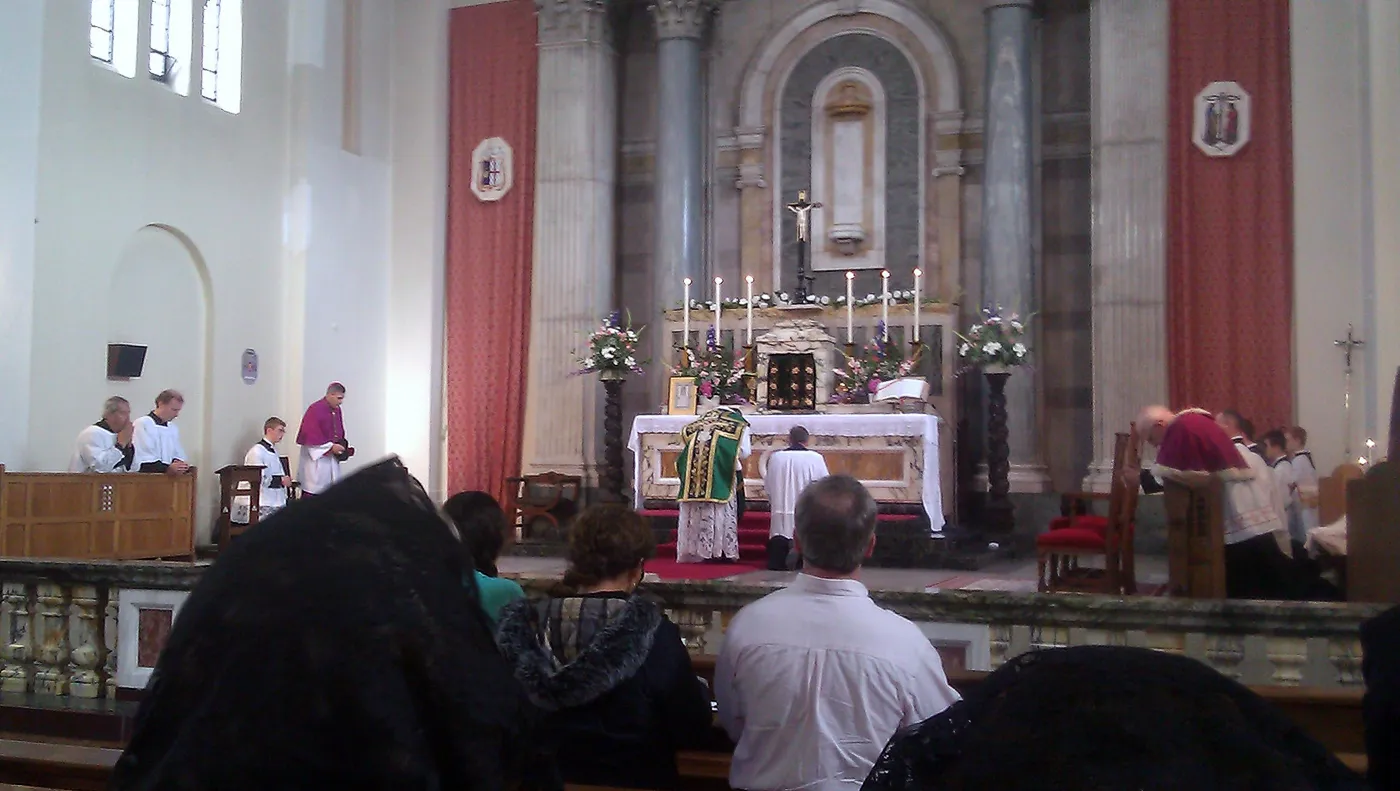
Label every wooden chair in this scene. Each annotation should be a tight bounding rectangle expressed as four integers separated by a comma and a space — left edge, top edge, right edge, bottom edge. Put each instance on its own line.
1036, 428, 1140, 595
215, 464, 263, 550
505, 472, 582, 539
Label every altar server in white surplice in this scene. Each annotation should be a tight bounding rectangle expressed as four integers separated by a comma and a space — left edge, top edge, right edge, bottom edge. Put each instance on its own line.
233, 417, 293, 524
762, 426, 829, 570
131, 390, 191, 475
69, 396, 136, 473
1287, 426, 1320, 533
1261, 430, 1304, 548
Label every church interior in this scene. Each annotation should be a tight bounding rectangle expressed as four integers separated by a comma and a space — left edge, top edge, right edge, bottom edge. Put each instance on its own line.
1, 0, 1399, 786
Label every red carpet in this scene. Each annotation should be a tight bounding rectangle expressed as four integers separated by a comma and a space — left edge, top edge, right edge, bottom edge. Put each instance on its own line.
654, 512, 772, 567
645, 558, 759, 581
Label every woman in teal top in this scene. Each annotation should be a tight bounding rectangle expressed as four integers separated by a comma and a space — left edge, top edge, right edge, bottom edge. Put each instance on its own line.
443, 491, 525, 627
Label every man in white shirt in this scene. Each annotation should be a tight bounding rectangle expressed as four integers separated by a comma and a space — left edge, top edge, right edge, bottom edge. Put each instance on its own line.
762, 425, 829, 570
132, 390, 190, 475
69, 396, 135, 473
715, 474, 959, 791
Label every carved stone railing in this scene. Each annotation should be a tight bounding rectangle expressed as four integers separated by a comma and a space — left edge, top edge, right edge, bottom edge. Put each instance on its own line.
0, 558, 1384, 698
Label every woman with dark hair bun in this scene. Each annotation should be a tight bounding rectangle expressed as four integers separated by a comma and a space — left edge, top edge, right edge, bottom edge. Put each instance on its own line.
496, 504, 714, 790
443, 490, 524, 626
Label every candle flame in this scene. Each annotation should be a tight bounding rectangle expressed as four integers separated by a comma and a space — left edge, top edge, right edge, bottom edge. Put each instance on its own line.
913, 268, 922, 277
746, 275, 754, 283
1366, 438, 1376, 448
881, 270, 890, 279
683, 277, 692, 286
846, 271, 855, 280
715, 277, 723, 285
1359, 456, 1369, 465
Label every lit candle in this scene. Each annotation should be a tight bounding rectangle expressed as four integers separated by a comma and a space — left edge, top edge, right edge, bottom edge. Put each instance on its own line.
1366, 438, 1376, 466
682, 277, 692, 348
714, 277, 723, 339
745, 276, 754, 346
912, 268, 922, 343
845, 271, 855, 343
880, 270, 890, 341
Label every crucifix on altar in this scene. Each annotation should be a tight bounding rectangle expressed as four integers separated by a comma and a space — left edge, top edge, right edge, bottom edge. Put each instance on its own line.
1334, 323, 1366, 456
787, 190, 822, 303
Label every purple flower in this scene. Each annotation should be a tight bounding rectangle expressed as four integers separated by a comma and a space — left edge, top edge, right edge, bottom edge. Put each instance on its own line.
607, 310, 622, 328
706, 325, 718, 351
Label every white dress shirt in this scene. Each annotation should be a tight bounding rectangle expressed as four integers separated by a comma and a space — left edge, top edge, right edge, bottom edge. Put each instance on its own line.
715, 574, 960, 791
762, 449, 830, 539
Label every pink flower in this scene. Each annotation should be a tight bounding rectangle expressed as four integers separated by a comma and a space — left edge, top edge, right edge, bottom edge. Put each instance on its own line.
868, 378, 880, 393
700, 381, 714, 398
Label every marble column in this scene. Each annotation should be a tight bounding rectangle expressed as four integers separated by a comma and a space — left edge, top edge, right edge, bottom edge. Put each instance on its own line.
651, 0, 716, 331
521, 0, 618, 480
1082, 0, 1168, 490
981, 0, 1049, 491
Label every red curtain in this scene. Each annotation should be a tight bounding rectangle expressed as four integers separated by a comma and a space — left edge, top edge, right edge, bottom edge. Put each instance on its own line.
1167, 0, 1294, 432
444, 0, 537, 504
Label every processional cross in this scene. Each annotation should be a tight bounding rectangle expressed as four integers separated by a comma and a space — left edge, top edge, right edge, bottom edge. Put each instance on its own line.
787, 190, 822, 303
1334, 323, 1366, 456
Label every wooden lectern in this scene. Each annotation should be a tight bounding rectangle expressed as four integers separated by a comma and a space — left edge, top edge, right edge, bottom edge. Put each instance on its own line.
1163, 479, 1227, 599
216, 465, 263, 550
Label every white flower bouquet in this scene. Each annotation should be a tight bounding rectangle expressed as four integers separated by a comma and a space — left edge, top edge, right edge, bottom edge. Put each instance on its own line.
956, 306, 1030, 369
576, 311, 645, 377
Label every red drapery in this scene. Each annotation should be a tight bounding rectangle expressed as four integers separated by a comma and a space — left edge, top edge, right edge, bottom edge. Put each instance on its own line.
1167, 0, 1294, 432
444, 0, 537, 504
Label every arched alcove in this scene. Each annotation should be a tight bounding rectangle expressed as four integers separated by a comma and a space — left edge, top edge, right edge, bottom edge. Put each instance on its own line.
107, 224, 216, 540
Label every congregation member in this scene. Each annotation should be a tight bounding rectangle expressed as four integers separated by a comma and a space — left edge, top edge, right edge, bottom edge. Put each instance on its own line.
716, 475, 959, 791
497, 505, 713, 790
862, 645, 1367, 791
763, 425, 829, 570
443, 490, 524, 626
1260, 429, 1303, 549
296, 382, 353, 496
68, 396, 134, 473
236, 417, 292, 523
131, 389, 190, 475
675, 406, 750, 563
1135, 406, 1296, 599
1288, 426, 1321, 534
109, 459, 554, 791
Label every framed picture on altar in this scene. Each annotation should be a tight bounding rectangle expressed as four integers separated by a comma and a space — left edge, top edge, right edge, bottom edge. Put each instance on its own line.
668, 377, 699, 415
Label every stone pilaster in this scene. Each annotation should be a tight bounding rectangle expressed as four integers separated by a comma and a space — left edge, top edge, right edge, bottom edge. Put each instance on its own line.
520, 0, 619, 480
981, 0, 1049, 491
1083, 0, 1168, 490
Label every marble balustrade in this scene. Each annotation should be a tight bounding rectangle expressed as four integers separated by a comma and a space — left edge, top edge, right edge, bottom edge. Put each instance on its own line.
0, 559, 1383, 699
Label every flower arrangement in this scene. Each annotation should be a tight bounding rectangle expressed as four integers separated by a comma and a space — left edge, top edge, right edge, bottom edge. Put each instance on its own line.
576, 311, 644, 377
831, 322, 920, 403
677, 289, 926, 312
956, 306, 1030, 369
673, 326, 749, 403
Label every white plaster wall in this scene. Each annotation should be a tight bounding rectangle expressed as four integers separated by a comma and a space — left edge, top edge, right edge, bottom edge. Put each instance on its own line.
1291, 0, 1367, 471
1363, 0, 1400, 450
0, 2, 43, 471
23, 1, 292, 539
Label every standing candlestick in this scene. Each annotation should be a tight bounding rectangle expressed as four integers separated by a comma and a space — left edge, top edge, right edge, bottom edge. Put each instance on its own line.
845, 271, 855, 343
714, 277, 723, 339
880, 270, 890, 341
682, 277, 692, 349
745, 276, 754, 345
912, 268, 922, 343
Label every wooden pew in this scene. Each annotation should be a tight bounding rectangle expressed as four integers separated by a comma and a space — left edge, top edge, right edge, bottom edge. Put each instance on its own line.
1347, 367, 1400, 604
0, 466, 196, 560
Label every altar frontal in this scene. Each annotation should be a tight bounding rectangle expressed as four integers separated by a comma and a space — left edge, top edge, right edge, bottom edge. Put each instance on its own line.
629, 413, 946, 532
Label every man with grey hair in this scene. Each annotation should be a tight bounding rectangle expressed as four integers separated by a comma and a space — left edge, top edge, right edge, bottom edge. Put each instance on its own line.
715, 475, 958, 791
69, 396, 135, 473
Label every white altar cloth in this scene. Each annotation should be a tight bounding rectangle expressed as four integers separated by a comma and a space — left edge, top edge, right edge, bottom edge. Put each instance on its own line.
627, 413, 944, 532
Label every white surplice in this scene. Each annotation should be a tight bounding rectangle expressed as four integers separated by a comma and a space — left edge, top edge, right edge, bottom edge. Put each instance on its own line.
68, 424, 131, 473
297, 442, 341, 495
233, 441, 289, 523
677, 430, 751, 563
1292, 450, 1320, 532
131, 414, 186, 471
762, 449, 830, 540
1268, 456, 1303, 544
1229, 438, 1290, 554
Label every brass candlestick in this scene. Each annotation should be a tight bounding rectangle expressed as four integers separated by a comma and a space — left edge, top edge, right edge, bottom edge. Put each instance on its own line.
907, 340, 924, 367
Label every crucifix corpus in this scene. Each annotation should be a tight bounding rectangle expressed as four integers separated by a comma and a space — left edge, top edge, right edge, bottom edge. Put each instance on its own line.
1334, 323, 1366, 456
787, 190, 822, 303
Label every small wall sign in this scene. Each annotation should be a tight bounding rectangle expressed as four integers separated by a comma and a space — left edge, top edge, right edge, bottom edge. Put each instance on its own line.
470, 137, 514, 202
241, 349, 259, 384
1192, 80, 1251, 158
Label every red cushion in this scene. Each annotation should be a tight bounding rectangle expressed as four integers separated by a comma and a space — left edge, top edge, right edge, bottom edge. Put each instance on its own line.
1049, 514, 1109, 533
1036, 527, 1109, 550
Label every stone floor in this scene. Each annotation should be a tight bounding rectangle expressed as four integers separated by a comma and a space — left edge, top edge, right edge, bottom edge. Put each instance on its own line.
498, 553, 1170, 594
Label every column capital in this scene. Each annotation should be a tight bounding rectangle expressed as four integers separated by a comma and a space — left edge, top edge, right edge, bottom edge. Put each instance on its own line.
536, 0, 615, 47
649, 0, 719, 41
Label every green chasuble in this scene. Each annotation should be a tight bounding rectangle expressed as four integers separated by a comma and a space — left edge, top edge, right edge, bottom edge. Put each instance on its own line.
677, 408, 749, 504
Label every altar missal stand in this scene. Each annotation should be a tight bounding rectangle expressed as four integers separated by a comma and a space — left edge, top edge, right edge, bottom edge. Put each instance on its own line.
216, 465, 264, 551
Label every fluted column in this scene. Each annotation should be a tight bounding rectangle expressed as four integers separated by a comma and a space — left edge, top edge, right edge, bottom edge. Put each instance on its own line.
1083, 0, 1168, 490
521, 0, 618, 480
651, 0, 716, 333
981, 0, 1048, 491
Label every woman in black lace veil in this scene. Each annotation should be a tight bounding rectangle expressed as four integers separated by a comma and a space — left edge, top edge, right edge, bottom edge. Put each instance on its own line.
110, 458, 557, 791
862, 645, 1366, 791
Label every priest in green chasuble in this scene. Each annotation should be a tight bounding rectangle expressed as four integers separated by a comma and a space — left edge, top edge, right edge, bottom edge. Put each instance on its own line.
676, 407, 751, 563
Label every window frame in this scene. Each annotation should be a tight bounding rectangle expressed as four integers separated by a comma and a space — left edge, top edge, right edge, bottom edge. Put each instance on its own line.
148, 0, 173, 82
200, 0, 222, 102
90, 0, 117, 64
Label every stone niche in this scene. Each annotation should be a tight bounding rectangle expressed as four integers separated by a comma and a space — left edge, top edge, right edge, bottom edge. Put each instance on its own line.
755, 319, 838, 409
